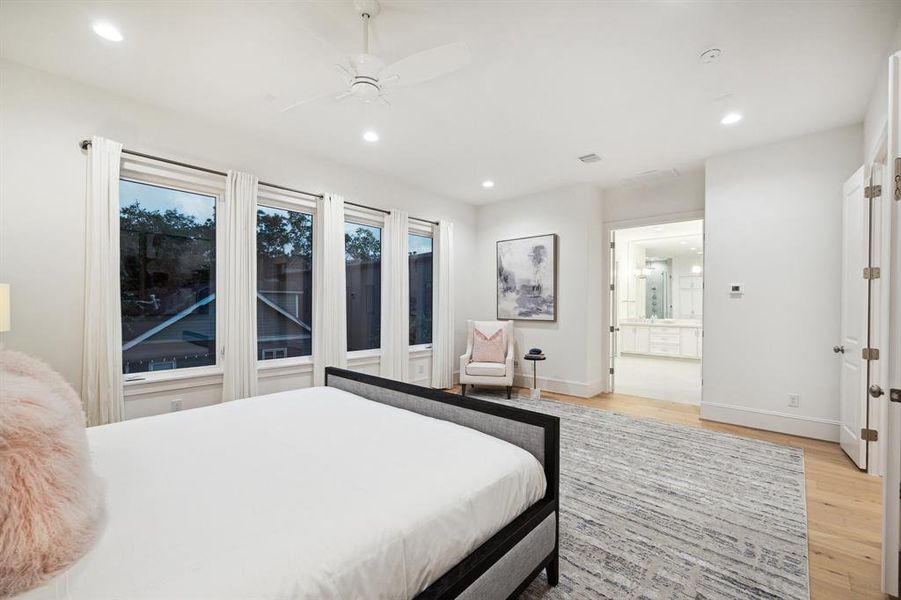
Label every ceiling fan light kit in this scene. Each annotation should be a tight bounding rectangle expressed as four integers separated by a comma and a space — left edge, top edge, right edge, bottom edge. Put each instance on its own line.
281, 0, 471, 113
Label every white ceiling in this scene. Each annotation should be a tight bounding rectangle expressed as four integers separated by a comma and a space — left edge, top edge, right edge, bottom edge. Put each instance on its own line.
2, 1, 899, 204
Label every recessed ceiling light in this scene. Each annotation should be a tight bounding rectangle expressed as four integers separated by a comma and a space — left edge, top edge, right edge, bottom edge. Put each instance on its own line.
690, 247, 697, 250
692, 265, 702, 274
697, 251, 703, 255
652, 226, 663, 232
721, 112, 743, 125
482, 180, 495, 189
362, 130, 379, 143
680, 241, 687, 245
92, 21, 123, 42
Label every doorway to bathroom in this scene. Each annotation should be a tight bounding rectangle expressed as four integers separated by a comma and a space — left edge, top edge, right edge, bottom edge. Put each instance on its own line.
609, 219, 703, 404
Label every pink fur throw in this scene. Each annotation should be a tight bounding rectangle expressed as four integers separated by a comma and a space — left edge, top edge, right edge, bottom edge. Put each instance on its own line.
471, 328, 506, 363
0, 349, 104, 597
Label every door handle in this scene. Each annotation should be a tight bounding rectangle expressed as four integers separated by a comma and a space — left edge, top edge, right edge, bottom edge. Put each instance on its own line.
833, 345, 845, 354
869, 384, 884, 398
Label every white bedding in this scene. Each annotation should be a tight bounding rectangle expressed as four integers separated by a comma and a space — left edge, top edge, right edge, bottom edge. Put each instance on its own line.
21, 386, 546, 600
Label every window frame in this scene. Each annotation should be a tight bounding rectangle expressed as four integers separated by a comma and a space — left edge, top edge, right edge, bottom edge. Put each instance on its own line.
119, 154, 226, 387
344, 207, 385, 358
407, 224, 434, 352
255, 185, 317, 371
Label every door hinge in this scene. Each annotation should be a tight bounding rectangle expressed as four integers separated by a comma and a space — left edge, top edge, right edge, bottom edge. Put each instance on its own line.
889, 389, 901, 403
609, 367, 614, 375
610, 284, 615, 291
609, 326, 615, 333
610, 241, 615, 249
861, 428, 878, 442
864, 184, 882, 199
894, 156, 900, 201
863, 267, 881, 279
862, 348, 880, 360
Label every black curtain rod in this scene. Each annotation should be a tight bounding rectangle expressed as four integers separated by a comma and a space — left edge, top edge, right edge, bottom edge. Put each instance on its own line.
80, 140, 439, 225
341, 200, 438, 226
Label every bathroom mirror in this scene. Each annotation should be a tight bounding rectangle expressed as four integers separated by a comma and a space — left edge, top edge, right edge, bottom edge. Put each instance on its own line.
614, 221, 704, 323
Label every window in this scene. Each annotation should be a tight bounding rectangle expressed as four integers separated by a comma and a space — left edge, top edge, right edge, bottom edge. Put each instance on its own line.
261, 348, 288, 360
256, 205, 313, 361
345, 222, 381, 351
119, 179, 216, 374
409, 234, 433, 346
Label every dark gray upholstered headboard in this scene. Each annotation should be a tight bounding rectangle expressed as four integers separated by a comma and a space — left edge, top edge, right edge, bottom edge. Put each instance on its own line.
325, 368, 554, 471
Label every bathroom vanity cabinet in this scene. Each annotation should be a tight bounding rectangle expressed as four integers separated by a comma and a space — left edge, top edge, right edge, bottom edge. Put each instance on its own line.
619, 321, 702, 359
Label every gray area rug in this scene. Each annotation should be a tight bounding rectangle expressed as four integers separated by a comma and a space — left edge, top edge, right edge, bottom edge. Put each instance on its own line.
469, 390, 809, 600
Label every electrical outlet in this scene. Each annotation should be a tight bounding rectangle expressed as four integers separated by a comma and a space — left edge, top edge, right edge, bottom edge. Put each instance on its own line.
171, 396, 184, 412
788, 393, 800, 408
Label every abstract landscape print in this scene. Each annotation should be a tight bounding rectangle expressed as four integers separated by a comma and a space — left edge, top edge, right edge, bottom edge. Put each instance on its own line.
497, 233, 557, 321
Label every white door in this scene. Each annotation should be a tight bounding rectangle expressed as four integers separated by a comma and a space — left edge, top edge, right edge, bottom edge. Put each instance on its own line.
881, 50, 901, 598
838, 165, 869, 469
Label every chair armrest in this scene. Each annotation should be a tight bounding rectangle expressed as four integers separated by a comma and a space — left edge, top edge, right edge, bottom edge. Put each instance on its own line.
460, 353, 471, 373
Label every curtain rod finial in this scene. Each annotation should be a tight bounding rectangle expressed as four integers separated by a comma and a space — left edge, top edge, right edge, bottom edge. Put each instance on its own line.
80, 139, 91, 151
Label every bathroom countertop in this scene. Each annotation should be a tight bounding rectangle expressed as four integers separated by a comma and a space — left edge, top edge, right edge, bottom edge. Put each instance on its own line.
619, 320, 703, 328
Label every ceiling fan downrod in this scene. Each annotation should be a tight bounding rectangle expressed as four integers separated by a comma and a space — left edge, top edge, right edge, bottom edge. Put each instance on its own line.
355, 0, 381, 55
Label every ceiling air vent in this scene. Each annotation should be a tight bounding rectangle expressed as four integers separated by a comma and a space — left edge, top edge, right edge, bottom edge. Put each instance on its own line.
621, 168, 681, 187
577, 153, 602, 164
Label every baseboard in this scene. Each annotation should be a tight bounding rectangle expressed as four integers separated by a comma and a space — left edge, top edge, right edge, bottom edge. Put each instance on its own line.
454, 370, 603, 399
512, 373, 605, 398
700, 401, 840, 442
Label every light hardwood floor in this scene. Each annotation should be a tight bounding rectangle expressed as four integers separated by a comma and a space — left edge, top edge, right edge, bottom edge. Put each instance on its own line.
454, 385, 885, 600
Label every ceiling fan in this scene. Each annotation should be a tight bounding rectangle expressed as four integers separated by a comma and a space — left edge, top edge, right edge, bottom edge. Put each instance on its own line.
281, 0, 471, 112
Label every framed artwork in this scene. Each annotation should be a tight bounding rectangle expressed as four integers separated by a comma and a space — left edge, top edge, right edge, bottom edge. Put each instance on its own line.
496, 233, 558, 321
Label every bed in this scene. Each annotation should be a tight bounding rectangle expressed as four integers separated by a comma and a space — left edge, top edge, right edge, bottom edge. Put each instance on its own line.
19, 367, 560, 600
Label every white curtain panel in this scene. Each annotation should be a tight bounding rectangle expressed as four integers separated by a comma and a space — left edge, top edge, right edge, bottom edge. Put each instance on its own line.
221, 171, 259, 401
431, 220, 455, 389
82, 136, 125, 426
380, 210, 410, 381
313, 193, 348, 386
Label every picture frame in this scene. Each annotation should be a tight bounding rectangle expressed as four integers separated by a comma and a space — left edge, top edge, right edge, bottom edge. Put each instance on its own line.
496, 233, 558, 321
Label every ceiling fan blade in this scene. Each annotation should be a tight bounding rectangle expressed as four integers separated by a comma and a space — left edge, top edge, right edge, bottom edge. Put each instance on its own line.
381, 42, 471, 88
280, 87, 348, 113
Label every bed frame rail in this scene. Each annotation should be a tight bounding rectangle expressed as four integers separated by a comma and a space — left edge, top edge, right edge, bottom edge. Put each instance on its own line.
324, 367, 560, 600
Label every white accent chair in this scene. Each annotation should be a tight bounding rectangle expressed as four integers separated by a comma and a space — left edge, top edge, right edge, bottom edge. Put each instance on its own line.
459, 320, 514, 398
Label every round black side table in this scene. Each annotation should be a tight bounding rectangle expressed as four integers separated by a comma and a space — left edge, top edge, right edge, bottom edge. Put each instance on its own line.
523, 353, 546, 399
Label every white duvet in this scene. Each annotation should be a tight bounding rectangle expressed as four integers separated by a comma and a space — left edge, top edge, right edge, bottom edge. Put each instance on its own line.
20, 386, 546, 600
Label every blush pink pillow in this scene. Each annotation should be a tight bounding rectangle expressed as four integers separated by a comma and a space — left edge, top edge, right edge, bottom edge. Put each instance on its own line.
0, 349, 105, 597
471, 328, 506, 363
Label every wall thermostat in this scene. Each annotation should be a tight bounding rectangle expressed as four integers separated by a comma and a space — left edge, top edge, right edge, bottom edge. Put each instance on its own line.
729, 283, 744, 296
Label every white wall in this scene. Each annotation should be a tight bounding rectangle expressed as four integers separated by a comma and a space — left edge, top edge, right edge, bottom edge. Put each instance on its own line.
864, 17, 901, 161
473, 184, 605, 397
0, 61, 477, 417
470, 171, 705, 397
701, 124, 863, 441
602, 168, 705, 226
